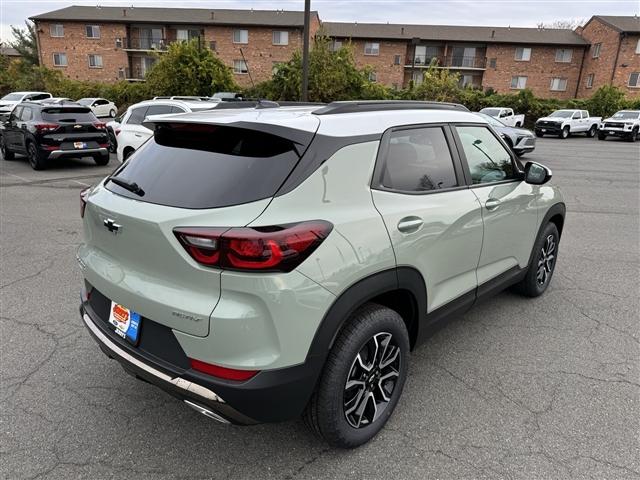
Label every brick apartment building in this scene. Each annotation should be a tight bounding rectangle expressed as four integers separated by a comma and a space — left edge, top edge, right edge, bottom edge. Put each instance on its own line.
323, 22, 589, 99
576, 16, 640, 97
30, 6, 320, 87
29, 6, 639, 98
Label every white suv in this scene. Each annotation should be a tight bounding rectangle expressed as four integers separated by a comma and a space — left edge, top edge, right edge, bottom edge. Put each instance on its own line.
116, 99, 221, 162
79, 101, 565, 448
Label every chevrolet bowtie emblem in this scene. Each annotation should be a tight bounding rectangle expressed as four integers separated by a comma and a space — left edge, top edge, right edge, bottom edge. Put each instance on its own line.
103, 218, 121, 234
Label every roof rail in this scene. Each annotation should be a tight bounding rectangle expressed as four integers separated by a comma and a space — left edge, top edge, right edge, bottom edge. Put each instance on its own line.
312, 100, 469, 115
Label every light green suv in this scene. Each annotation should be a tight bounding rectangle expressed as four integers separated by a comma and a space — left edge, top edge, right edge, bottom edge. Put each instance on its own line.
78, 101, 565, 448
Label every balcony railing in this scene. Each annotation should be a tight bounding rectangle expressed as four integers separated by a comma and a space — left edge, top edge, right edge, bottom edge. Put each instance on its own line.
407, 55, 487, 69
120, 67, 146, 81
123, 37, 168, 51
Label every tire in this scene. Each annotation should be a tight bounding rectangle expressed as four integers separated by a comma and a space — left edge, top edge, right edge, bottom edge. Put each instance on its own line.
587, 125, 597, 138
597, 133, 606, 141
513, 222, 559, 298
94, 154, 110, 166
303, 303, 410, 448
535, 131, 544, 138
109, 109, 116, 118
27, 141, 46, 170
627, 128, 638, 142
515, 122, 522, 128
108, 130, 117, 153
0, 135, 15, 160
123, 148, 134, 161
559, 126, 570, 139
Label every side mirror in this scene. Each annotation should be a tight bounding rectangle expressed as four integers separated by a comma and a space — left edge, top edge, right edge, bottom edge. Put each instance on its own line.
524, 161, 552, 185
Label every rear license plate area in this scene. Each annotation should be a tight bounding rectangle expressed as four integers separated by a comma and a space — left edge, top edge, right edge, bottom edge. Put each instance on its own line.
108, 301, 141, 346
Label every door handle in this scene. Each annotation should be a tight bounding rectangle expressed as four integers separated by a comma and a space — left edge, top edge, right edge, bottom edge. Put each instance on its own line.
397, 217, 423, 233
485, 198, 501, 211
134, 133, 142, 137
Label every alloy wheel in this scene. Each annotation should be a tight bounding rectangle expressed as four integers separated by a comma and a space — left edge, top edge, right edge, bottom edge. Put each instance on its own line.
536, 234, 556, 286
343, 332, 401, 429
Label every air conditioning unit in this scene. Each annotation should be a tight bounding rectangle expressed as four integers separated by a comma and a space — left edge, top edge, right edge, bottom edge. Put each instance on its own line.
115, 38, 122, 48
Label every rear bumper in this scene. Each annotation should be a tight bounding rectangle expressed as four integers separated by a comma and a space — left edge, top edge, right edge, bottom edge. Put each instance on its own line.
80, 300, 324, 424
48, 147, 108, 159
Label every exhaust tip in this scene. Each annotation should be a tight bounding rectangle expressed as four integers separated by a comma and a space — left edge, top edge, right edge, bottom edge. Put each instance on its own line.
184, 399, 230, 424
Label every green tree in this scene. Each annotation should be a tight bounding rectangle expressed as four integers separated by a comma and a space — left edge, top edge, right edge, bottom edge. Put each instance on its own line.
263, 36, 390, 102
586, 85, 626, 118
408, 64, 461, 102
10, 21, 39, 66
144, 39, 236, 96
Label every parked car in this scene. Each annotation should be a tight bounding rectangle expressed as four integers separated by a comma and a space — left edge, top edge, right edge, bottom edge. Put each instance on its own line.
116, 99, 222, 162
475, 112, 536, 157
106, 113, 125, 154
77, 98, 118, 118
153, 96, 217, 102
212, 92, 244, 101
0, 91, 52, 118
0, 102, 109, 170
535, 109, 601, 139
78, 100, 565, 448
479, 107, 525, 127
598, 110, 640, 142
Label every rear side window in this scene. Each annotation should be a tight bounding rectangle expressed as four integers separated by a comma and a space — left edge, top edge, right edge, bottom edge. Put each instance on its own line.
106, 124, 306, 209
41, 108, 96, 123
19, 107, 33, 121
126, 106, 148, 125
146, 105, 174, 116
381, 127, 458, 192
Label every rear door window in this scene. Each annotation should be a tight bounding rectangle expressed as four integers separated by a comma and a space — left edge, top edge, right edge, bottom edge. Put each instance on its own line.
106, 123, 312, 209
41, 108, 96, 122
380, 127, 458, 192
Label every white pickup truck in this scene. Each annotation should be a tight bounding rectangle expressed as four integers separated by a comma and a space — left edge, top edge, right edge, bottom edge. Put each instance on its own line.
535, 109, 602, 139
479, 107, 525, 127
598, 110, 640, 142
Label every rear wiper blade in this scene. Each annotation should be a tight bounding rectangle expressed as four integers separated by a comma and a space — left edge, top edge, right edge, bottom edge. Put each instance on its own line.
106, 176, 145, 196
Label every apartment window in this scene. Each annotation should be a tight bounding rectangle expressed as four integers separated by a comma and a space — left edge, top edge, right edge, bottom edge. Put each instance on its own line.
233, 59, 248, 74
50, 24, 64, 37
394, 54, 402, 65
592, 43, 601, 58
331, 40, 343, 52
233, 29, 248, 44
514, 47, 531, 61
52, 52, 67, 67
364, 42, 380, 56
586, 73, 594, 89
88, 54, 103, 68
550, 77, 568, 91
85, 25, 100, 38
489, 58, 497, 68
636, 39, 640, 54
209, 41, 217, 52
368, 71, 377, 82
555, 48, 572, 63
629, 72, 640, 88
510, 76, 527, 89
272, 31, 289, 46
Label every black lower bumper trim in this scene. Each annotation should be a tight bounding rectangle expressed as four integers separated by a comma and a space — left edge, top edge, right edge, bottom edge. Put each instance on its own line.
80, 302, 323, 424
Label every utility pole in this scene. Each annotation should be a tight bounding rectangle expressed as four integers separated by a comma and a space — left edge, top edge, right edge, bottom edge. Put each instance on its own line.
301, 0, 311, 101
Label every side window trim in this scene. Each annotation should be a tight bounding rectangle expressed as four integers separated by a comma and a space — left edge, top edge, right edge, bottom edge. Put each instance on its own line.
449, 122, 524, 188
371, 122, 467, 196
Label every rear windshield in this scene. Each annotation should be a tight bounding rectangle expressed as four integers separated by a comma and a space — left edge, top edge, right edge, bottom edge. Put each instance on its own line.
106, 123, 308, 209
42, 107, 96, 122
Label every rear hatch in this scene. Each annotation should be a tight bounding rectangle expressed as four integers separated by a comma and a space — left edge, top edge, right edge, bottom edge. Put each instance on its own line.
79, 117, 318, 336
40, 107, 108, 149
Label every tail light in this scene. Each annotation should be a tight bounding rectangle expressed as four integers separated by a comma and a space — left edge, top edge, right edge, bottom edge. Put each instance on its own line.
93, 122, 107, 129
189, 358, 258, 381
34, 123, 59, 133
174, 220, 333, 272
80, 187, 90, 218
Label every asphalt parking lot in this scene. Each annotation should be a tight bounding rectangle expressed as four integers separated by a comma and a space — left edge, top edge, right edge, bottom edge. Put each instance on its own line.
1, 136, 639, 479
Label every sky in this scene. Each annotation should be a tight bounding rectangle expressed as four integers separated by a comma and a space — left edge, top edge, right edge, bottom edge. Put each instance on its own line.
1, 0, 639, 43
